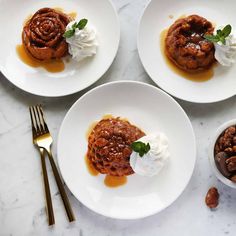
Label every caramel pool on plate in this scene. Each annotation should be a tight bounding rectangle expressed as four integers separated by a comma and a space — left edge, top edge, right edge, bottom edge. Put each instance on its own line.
85, 156, 127, 187
104, 175, 127, 188
16, 44, 65, 73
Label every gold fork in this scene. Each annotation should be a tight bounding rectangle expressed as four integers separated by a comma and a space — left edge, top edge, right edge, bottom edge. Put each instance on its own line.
29, 105, 75, 223
30, 107, 55, 225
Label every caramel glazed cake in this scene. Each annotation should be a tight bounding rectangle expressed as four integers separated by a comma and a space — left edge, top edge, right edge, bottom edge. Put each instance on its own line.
22, 8, 71, 61
87, 117, 145, 177
165, 15, 215, 72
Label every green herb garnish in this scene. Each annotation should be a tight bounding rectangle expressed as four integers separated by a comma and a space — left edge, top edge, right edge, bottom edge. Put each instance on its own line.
63, 19, 88, 38
204, 24, 232, 45
131, 141, 151, 157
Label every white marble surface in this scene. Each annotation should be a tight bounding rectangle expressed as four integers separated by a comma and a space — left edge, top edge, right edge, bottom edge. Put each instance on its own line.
1, 0, 236, 235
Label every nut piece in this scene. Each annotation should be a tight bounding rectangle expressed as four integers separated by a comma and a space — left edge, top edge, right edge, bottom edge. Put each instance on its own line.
226, 156, 236, 172
215, 126, 236, 154
230, 175, 236, 183
214, 152, 231, 177
205, 187, 219, 209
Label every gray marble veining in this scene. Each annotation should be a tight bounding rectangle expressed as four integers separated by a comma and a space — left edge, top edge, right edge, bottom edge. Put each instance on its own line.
0, 0, 236, 235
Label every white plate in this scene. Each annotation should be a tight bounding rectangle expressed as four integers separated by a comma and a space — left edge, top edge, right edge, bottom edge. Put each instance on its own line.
57, 81, 196, 219
138, 0, 236, 103
0, 0, 120, 97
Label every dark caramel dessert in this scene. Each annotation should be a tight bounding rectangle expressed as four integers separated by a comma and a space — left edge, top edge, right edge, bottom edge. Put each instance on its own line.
165, 15, 215, 72
87, 117, 145, 177
214, 126, 236, 182
22, 8, 71, 60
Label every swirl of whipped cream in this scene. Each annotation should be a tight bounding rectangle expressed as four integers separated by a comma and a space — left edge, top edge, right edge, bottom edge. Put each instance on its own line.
130, 133, 170, 177
214, 29, 236, 67
65, 21, 98, 62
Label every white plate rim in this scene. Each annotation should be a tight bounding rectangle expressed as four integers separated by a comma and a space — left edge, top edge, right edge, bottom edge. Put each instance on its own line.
57, 80, 197, 219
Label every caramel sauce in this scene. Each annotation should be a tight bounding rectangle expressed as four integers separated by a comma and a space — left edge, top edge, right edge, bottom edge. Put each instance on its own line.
86, 121, 98, 139
86, 114, 114, 139
104, 175, 127, 188
85, 156, 99, 176
54, 7, 77, 19
160, 29, 214, 82
178, 14, 186, 19
68, 12, 77, 19
23, 14, 32, 26
16, 44, 65, 73
102, 114, 113, 119
53, 7, 64, 12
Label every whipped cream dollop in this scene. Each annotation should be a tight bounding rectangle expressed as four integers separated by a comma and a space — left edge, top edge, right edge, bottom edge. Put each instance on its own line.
65, 21, 98, 62
130, 133, 170, 177
214, 30, 236, 67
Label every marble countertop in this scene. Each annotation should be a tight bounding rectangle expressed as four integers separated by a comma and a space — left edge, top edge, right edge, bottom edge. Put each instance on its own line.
1, 0, 236, 235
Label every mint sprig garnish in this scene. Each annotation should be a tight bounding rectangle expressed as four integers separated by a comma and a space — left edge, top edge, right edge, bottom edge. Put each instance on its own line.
63, 19, 88, 38
204, 24, 232, 45
131, 141, 151, 157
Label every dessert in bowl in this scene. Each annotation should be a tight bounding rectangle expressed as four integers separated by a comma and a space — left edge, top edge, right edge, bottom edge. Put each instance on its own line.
209, 119, 236, 188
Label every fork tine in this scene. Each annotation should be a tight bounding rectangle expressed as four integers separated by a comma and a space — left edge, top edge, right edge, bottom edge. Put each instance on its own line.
35, 105, 45, 132
32, 106, 42, 133
38, 105, 50, 133
29, 107, 37, 138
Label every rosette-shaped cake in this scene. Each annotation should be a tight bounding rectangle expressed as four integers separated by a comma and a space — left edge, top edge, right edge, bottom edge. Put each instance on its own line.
22, 8, 71, 60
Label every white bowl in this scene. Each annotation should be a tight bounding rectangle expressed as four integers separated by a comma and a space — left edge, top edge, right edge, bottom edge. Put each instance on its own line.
209, 119, 236, 188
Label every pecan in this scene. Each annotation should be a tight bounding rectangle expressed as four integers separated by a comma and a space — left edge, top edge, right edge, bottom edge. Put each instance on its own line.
214, 152, 230, 177
225, 126, 236, 136
233, 146, 236, 152
230, 175, 236, 183
205, 187, 219, 209
224, 147, 234, 155
226, 156, 236, 172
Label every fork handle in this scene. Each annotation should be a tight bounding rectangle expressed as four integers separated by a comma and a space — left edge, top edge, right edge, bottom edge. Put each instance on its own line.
39, 148, 55, 226
47, 152, 75, 222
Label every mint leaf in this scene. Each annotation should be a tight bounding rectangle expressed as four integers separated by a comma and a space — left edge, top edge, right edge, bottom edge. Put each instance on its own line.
63, 29, 75, 38
217, 29, 222, 36
204, 24, 232, 45
77, 19, 88, 30
222, 24, 231, 37
63, 18, 88, 38
204, 34, 219, 43
131, 141, 151, 157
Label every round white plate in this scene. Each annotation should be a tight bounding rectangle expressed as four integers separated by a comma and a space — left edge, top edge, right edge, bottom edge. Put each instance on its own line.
57, 81, 196, 219
138, 0, 236, 103
0, 0, 120, 97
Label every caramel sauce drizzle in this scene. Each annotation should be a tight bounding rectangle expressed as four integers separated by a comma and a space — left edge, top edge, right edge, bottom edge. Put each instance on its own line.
16, 44, 65, 73
85, 156, 99, 176
104, 175, 127, 188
